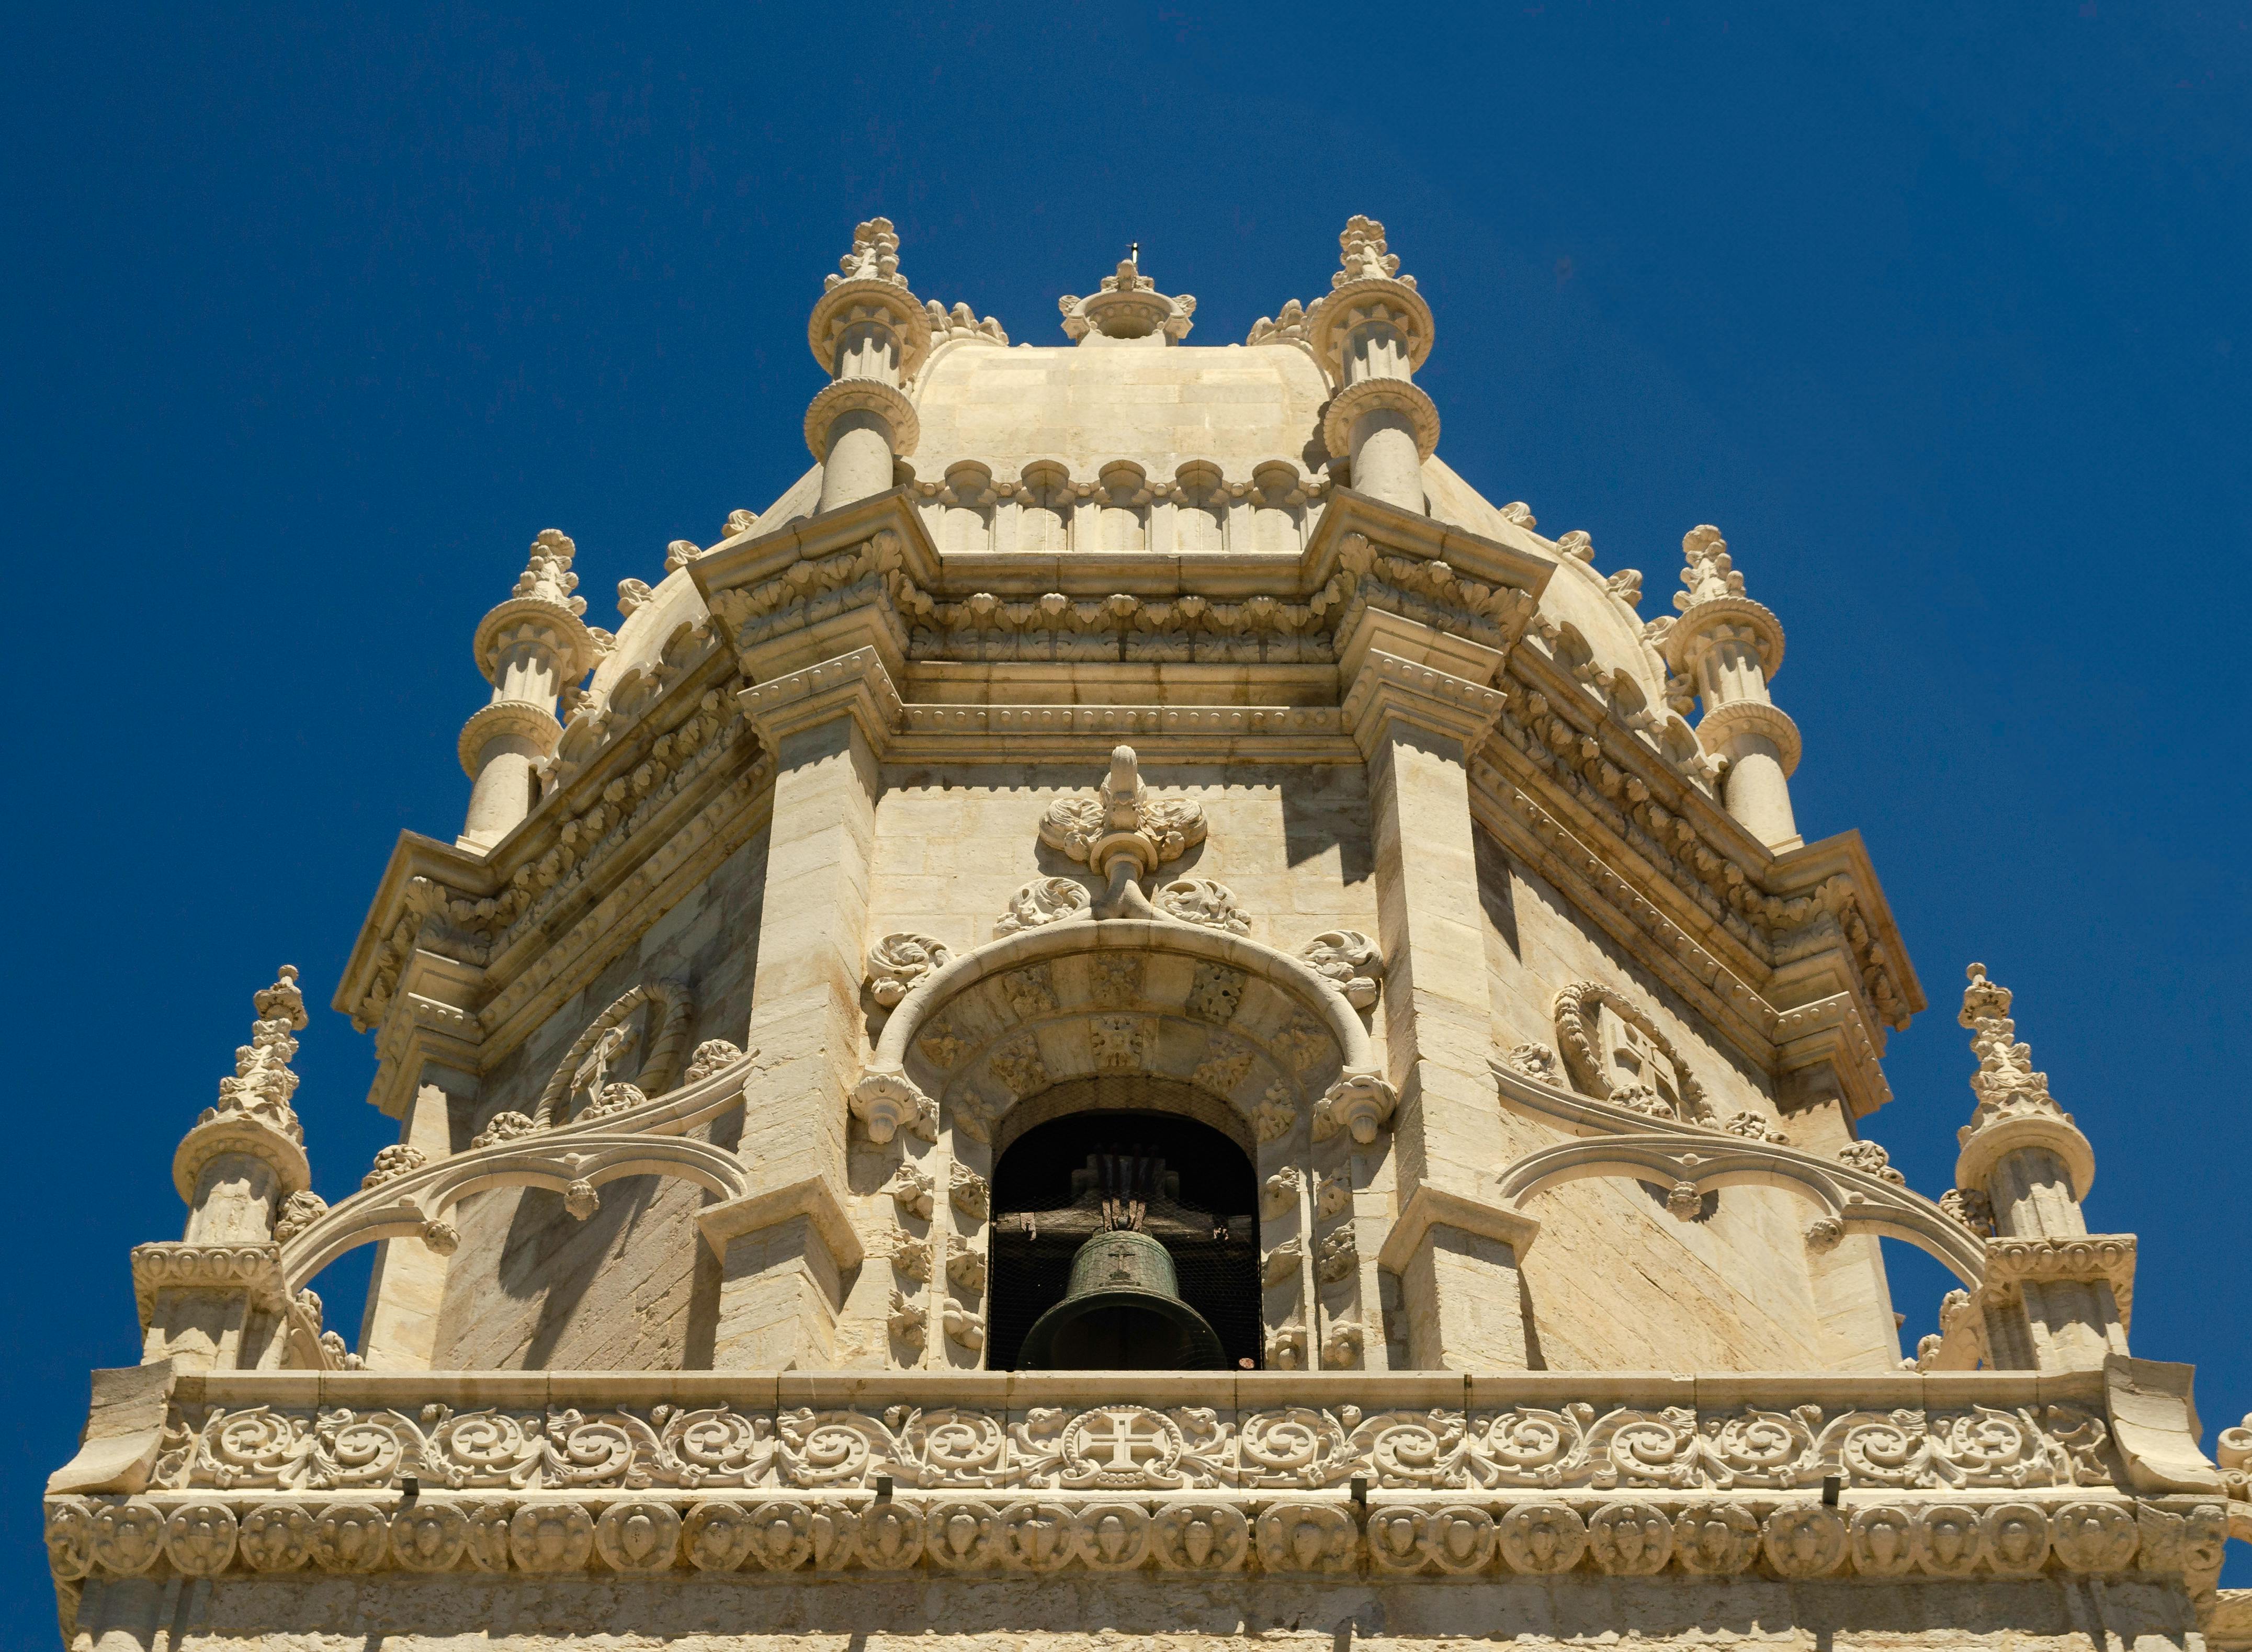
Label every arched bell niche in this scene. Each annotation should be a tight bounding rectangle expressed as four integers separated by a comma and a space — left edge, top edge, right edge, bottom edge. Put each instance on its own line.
988, 1076, 1260, 1372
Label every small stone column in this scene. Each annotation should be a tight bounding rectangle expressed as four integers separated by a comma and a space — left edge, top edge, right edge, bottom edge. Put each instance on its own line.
457, 529, 601, 851
1660, 526, 1803, 851
1310, 218, 1439, 516
807, 220, 931, 515
697, 650, 899, 1366
1951, 963, 2127, 1370
1348, 651, 1540, 1368
138, 968, 315, 1372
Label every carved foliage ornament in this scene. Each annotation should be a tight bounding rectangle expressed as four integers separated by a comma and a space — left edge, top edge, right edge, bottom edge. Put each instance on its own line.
1040, 745, 1206, 880
867, 934, 952, 1008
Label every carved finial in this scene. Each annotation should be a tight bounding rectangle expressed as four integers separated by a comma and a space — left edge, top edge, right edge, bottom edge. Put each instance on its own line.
1038, 744, 1208, 919
205, 966, 308, 1147
512, 529, 587, 617
1334, 216, 1411, 289
1674, 525, 1746, 612
1957, 962, 2062, 1138
1059, 261, 1195, 344
826, 217, 906, 291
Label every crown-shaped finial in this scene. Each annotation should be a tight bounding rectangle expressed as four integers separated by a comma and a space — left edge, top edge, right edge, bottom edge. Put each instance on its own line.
1334, 216, 1409, 288
1957, 961, 2062, 1139
203, 966, 308, 1146
827, 218, 907, 291
1674, 525, 1747, 611
1059, 260, 1195, 343
510, 529, 586, 616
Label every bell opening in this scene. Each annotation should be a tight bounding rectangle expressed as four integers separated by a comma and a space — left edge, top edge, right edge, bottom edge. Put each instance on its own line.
987, 1088, 1261, 1371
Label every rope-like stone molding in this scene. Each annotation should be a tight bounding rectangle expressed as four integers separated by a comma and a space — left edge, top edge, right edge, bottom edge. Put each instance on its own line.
531, 980, 695, 1127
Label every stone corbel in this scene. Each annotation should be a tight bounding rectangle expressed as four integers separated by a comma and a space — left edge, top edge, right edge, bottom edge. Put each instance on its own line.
738, 647, 904, 759
1342, 649, 1507, 762
1376, 1184, 1543, 1275
698, 1175, 867, 1278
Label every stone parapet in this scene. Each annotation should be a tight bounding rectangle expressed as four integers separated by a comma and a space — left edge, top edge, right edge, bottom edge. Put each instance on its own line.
42, 1368, 2236, 1596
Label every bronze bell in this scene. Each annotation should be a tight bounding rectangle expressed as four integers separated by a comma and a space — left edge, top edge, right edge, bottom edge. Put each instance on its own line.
1019, 1229, 1226, 1370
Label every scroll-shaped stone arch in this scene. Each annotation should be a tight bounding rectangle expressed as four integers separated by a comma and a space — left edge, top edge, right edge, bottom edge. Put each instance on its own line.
282, 1134, 750, 1288
277, 1053, 753, 1294
1493, 1134, 1989, 1286
850, 919, 1392, 1152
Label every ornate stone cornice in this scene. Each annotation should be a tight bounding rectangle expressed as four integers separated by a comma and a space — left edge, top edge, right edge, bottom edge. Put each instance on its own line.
1985, 1236, 2138, 1329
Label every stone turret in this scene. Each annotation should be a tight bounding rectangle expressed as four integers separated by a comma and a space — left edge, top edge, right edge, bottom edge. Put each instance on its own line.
135, 967, 315, 1370
806, 218, 931, 513
1945, 962, 2131, 1370
457, 529, 602, 850
1660, 525, 1803, 850
1310, 216, 1438, 515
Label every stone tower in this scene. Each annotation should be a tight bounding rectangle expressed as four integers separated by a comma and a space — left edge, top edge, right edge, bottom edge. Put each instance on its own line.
46, 220, 2249, 1650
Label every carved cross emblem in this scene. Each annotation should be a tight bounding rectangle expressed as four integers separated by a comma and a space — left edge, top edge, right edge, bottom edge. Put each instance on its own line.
1600, 1009, 1680, 1117
570, 1022, 639, 1110
1062, 1407, 1183, 1487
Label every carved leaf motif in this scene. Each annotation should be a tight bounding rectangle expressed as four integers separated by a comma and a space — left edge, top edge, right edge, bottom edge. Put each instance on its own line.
1155, 877, 1251, 935
994, 876, 1090, 937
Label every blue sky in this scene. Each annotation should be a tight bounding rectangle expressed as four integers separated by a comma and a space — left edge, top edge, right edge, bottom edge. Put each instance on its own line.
4, 0, 2247, 1613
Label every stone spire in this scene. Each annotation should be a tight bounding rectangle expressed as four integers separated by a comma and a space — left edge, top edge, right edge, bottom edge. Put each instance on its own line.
1059, 256, 1195, 344
1947, 963, 2124, 1371
1952, 962, 2094, 1215
171, 966, 315, 1231
806, 217, 931, 514
141, 967, 317, 1370
1309, 216, 1438, 516
457, 529, 602, 851
1657, 526, 1802, 851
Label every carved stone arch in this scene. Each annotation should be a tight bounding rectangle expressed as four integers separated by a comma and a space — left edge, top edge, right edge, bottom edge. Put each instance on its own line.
1552, 980, 1713, 1123
994, 1073, 1254, 1163
533, 980, 695, 1127
1492, 1134, 1989, 1286
850, 920, 1390, 1151
280, 1134, 751, 1289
